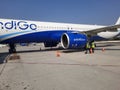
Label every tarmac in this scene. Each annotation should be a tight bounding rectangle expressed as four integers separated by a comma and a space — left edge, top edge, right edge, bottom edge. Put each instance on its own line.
0, 43, 120, 90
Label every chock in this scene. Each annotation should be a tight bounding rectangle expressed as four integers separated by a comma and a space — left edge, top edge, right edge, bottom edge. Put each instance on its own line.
56, 51, 60, 57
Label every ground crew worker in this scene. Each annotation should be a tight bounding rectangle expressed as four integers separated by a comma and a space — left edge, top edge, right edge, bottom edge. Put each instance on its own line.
91, 40, 95, 53
85, 42, 90, 54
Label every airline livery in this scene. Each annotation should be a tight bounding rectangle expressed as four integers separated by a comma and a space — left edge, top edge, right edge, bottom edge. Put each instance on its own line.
0, 17, 120, 53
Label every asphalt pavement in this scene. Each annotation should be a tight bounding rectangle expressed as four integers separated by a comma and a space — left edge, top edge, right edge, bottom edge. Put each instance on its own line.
0, 43, 120, 90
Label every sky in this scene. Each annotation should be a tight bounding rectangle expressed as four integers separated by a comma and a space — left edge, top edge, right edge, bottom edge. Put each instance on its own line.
0, 0, 120, 25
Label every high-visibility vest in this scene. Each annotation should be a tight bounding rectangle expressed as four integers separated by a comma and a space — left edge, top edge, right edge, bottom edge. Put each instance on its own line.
86, 43, 90, 48
91, 42, 95, 48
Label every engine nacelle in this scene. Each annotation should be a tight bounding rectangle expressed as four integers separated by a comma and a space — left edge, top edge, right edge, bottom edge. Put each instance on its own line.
97, 31, 119, 39
61, 33, 87, 49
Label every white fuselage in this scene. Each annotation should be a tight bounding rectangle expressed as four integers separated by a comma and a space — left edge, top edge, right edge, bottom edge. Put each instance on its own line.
0, 18, 119, 44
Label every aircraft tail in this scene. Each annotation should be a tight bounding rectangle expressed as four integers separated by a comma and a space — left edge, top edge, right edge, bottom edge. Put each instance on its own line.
115, 17, 120, 25
115, 17, 120, 32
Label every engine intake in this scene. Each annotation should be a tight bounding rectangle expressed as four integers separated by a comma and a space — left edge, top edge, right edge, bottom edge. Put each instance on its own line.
61, 33, 87, 49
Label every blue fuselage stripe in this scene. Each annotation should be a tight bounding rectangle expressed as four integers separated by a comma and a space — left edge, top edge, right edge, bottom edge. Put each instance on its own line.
0, 30, 107, 44
0, 30, 69, 44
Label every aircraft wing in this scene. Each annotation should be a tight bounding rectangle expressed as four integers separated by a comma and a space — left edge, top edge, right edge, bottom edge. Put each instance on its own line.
82, 24, 120, 36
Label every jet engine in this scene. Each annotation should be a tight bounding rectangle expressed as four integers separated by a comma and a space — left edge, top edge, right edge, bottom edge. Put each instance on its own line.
97, 31, 119, 39
61, 33, 87, 49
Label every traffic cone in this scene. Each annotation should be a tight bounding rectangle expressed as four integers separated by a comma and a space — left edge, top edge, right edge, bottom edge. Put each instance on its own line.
90, 48, 92, 54
56, 51, 60, 57
102, 48, 105, 52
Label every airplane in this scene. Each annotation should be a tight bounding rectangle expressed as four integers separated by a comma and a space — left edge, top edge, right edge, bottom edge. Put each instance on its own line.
0, 17, 120, 53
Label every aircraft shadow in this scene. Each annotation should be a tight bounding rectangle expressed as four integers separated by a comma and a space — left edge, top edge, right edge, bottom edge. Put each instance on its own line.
16, 47, 64, 54
15, 48, 84, 54
62, 49, 85, 53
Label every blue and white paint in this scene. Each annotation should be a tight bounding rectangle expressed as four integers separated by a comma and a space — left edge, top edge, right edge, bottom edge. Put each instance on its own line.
0, 18, 120, 49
